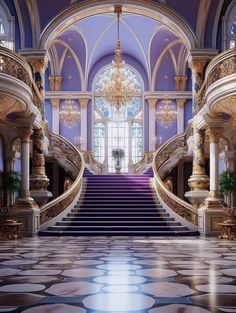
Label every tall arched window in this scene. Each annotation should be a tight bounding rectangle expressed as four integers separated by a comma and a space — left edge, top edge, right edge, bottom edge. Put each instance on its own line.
229, 19, 236, 48
223, 1, 236, 50
0, 0, 14, 50
93, 65, 143, 173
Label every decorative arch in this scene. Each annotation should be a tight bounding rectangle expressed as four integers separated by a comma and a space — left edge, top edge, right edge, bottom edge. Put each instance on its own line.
38, 0, 197, 51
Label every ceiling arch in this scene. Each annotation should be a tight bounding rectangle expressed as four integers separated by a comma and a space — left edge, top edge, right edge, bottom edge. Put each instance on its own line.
39, 0, 197, 50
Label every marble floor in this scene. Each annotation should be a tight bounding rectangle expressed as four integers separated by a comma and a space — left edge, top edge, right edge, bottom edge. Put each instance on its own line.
0, 236, 236, 312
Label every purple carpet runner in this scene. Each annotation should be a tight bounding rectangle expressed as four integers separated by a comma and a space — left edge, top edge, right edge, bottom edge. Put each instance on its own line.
40, 169, 199, 236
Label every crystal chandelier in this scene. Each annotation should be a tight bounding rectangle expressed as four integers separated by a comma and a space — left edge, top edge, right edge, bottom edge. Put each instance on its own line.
59, 98, 80, 129
156, 96, 177, 129
98, 5, 139, 121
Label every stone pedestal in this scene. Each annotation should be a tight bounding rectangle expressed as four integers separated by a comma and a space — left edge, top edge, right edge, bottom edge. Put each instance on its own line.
198, 205, 224, 236
14, 200, 40, 236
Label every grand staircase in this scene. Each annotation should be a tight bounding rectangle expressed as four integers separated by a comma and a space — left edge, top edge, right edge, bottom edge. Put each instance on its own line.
40, 169, 199, 236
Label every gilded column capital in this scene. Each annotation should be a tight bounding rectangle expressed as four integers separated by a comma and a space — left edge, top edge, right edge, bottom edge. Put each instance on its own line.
55, 76, 63, 91
147, 98, 157, 108
189, 59, 207, 73
181, 76, 188, 91
79, 98, 89, 109
207, 127, 223, 142
51, 99, 60, 107
17, 127, 32, 142
174, 76, 181, 91
28, 58, 48, 74
176, 99, 186, 107
48, 76, 55, 91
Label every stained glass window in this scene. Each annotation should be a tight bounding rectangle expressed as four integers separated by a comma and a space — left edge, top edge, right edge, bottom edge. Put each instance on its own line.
94, 123, 105, 163
94, 66, 142, 120
93, 65, 143, 173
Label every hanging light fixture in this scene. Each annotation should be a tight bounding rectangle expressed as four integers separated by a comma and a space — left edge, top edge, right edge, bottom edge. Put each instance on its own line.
59, 98, 80, 129
97, 5, 139, 121
156, 96, 177, 129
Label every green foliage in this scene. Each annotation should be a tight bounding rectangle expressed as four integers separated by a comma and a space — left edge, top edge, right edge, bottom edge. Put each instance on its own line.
219, 171, 236, 196
1, 171, 21, 193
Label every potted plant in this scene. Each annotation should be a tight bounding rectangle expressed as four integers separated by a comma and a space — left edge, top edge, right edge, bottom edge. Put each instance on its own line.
112, 148, 125, 174
0, 170, 21, 222
219, 170, 236, 223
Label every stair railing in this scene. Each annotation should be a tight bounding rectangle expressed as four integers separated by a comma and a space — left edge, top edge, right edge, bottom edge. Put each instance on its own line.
153, 123, 198, 228
40, 126, 84, 228
82, 151, 103, 174
132, 152, 154, 174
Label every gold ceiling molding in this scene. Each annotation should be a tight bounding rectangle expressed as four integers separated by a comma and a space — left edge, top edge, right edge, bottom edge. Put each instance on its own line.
39, 0, 197, 51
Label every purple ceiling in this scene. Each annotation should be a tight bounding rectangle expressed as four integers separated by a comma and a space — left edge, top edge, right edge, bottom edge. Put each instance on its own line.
49, 12, 188, 90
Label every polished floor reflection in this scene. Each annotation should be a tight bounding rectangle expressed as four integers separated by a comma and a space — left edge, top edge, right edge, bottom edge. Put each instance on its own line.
0, 236, 236, 312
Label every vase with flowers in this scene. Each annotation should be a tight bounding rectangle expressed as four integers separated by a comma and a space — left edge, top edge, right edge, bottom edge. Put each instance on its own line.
112, 148, 125, 174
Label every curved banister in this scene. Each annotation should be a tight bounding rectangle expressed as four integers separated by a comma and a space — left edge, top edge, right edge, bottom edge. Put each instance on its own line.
206, 47, 236, 88
82, 151, 103, 174
0, 47, 32, 87
133, 152, 154, 174
153, 122, 198, 227
40, 126, 84, 226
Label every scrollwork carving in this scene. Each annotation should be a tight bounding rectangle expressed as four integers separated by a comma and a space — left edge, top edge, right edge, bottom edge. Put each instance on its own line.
0, 55, 31, 87
207, 55, 236, 87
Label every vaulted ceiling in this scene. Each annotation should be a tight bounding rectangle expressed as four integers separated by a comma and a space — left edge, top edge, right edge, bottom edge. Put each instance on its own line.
12, 0, 225, 91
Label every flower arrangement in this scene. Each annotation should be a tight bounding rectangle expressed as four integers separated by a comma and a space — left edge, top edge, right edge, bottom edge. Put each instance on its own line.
112, 148, 125, 159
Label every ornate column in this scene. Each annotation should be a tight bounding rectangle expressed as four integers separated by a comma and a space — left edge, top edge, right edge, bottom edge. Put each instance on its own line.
198, 127, 224, 236
185, 124, 209, 207
79, 98, 89, 151
51, 99, 60, 134
147, 98, 157, 151
19, 49, 48, 96
176, 99, 185, 134
18, 128, 33, 201
189, 59, 207, 114
14, 127, 40, 236
30, 128, 52, 205
205, 128, 223, 204
185, 53, 215, 207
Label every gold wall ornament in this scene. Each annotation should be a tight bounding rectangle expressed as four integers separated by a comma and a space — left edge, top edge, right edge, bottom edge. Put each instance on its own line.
97, 5, 140, 121
155, 96, 177, 128
59, 98, 80, 129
